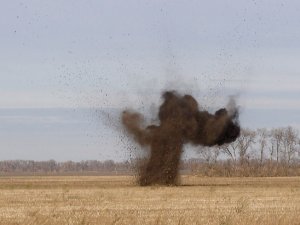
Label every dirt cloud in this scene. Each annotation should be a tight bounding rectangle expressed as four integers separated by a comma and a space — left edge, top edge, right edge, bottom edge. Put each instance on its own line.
122, 91, 240, 185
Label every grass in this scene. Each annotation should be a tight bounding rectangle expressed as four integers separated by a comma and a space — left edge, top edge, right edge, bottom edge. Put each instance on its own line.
0, 176, 299, 225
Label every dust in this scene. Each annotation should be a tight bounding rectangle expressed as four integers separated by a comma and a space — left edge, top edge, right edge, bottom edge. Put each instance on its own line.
122, 91, 240, 185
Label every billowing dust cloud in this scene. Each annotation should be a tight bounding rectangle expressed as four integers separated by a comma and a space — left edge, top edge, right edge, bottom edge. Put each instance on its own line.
122, 91, 240, 186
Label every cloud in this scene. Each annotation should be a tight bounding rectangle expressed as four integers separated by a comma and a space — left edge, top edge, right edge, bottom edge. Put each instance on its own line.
0, 90, 71, 108
242, 97, 300, 110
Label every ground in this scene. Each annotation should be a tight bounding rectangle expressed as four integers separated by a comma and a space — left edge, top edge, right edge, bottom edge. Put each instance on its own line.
0, 176, 299, 225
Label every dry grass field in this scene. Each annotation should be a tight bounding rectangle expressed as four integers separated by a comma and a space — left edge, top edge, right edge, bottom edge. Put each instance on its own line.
0, 176, 299, 225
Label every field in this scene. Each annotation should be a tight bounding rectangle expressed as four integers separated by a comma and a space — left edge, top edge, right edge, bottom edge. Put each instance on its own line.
0, 176, 300, 225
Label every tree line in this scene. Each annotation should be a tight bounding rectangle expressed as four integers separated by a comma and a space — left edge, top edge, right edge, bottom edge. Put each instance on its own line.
1, 126, 300, 176
0, 160, 132, 175
190, 126, 300, 176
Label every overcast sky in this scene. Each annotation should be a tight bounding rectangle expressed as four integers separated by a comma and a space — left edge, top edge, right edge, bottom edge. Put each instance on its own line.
1, 0, 300, 161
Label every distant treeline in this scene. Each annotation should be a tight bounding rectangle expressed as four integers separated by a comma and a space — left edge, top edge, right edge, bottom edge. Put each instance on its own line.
0, 160, 133, 175
186, 126, 300, 177
1, 126, 300, 177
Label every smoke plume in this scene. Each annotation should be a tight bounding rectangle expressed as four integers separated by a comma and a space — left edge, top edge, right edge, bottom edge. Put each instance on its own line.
122, 91, 240, 186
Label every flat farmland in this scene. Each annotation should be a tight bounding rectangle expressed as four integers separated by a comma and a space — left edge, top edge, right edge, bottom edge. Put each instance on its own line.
0, 176, 300, 225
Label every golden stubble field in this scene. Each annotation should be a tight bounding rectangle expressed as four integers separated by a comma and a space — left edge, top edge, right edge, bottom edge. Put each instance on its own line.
0, 176, 299, 225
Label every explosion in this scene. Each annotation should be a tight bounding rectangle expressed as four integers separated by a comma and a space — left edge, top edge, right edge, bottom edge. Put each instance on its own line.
122, 91, 240, 186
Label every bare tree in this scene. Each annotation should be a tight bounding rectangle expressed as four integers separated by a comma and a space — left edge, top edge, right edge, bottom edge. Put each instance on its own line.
271, 128, 284, 164
257, 128, 268, 165
221, 141, 239, 163
268, 131, 276, 162
282, 127, 299, 165
198, 146, 220, 165
237, 128, 256, 165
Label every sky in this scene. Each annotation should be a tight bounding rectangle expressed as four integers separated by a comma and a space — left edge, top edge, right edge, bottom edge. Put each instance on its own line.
0, 0, 300, 161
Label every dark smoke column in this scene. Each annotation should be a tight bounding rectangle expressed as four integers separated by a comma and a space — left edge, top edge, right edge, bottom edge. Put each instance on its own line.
122, 91, 240, 186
